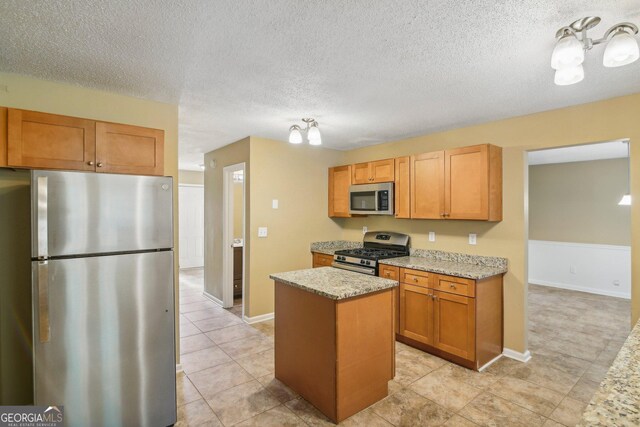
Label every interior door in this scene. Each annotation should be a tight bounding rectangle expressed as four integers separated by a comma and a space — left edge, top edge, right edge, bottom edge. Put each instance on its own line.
399, 283, 433, 345
411, 151, 444, 219
179, 185, 204, 268
32, 251, 176, 427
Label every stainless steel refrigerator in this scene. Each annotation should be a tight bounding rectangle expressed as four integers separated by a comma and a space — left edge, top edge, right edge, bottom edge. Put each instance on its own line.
30, 170, 177, 427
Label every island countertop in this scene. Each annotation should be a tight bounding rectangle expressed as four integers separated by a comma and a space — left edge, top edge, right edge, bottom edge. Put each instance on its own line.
380, 256, 507, 280
270, 267, 398, 300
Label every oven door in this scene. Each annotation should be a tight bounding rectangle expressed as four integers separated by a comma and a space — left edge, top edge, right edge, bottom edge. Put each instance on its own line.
332, 261, 376, 275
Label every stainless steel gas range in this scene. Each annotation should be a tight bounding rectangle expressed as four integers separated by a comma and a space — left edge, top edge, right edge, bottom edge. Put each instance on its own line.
332, 231, 410, 275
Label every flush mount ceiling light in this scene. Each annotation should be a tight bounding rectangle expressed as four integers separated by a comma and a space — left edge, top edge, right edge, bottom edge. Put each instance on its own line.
551, 17, 639, 85
288, 118, 322, 145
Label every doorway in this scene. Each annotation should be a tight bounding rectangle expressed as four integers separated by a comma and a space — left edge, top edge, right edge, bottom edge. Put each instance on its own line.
178, 184, 204, 269
222, 163, 245, 319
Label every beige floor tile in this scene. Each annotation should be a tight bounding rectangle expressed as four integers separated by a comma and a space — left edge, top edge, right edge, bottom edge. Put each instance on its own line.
193, 314, 244, 333
582, 363, 610, 384
218, 336, 273, 359
393, 350, 441, 386
181, 300, 219, 314
370, 388, 429, 425
284, 397, 335, 426
506, 358, 582, 395
482, 356, 521, 377
340, 408, 394, 426
188, 361, 254, 401
184, 308, 228, 323
256, 373, 300, 403
235, 348, 274, 378
177, 372, 202, 407
459, 393, 546, 427
205, 324, 261, 345
443, 415, 479, 426
181, 322, 204, 338
181, 346, 232, 374
175, 399, 221, 426
180, 294, 208, 305
250, 320, 275, 337
388, 379, 404, 395
435, 363, 499, 389
490, 377, 564, 417
409, 369, 482, 411
234, 405, 306, 426
542, 419, 565, 427
567, 377, 601, 403
207, 380, 280, 426
549, 397, 587, 427
180, 334, 216, 355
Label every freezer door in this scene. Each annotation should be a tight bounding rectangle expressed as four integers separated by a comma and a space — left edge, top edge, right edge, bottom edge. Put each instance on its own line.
31, 170, 173, 258
32, 251, 176, 427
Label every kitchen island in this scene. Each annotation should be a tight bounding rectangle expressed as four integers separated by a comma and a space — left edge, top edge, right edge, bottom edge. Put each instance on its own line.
270, 267, 397, 423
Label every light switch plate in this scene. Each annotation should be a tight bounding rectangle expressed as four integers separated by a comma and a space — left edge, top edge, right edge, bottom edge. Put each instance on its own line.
468, 233, 477, 245
258, 227, 268, 238
272, 199, 279, 209
428, 232, 436, 242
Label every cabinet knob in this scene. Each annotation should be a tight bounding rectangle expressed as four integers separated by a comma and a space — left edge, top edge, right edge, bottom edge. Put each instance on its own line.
88, 161, 94, 166
449, 283, 456, 289
413, 277, 418, 282
385, 272, 391, 277
97, 162, 103, 168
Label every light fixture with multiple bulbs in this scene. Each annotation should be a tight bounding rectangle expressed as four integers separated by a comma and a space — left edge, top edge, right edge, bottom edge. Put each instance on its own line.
551, 17, 639, 85
288, 118, 322, 145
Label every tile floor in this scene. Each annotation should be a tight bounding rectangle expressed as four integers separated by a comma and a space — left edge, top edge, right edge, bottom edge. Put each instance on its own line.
176, 270, 631, 426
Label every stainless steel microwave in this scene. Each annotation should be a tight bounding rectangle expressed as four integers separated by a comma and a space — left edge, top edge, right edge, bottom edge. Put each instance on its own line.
349, 182, 394, 215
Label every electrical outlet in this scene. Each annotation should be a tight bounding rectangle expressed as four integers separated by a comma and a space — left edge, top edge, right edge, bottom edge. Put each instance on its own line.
272, 199, 279, 209
613, 280, 620, 287
570, 265, 576, 274
468, 233, 477, 245
429, 232, 436, 242
362, 226, 368, 235
258, 227, 268, 238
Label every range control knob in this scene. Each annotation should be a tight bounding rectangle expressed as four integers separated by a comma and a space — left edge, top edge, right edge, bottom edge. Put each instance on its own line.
360, 260, 365, 264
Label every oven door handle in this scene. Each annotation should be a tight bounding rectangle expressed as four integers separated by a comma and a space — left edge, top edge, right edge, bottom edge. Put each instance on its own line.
331, 261, 376, 275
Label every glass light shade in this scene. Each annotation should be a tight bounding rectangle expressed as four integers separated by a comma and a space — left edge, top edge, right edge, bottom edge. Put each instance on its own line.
288, 127, 302, 144
603, 31, 639, 67
551, 34, 584, 70
554, 64, 584, 85
619, 194, 631, 205
307, 125, 321, 145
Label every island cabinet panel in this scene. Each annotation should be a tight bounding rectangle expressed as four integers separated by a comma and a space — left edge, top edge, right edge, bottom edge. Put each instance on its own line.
7, 108, 96, 171
394, 156, 410, 219
0, 107, 7, 166
399, 283, 434, 346
95, 122, 164, 176
328, 165, 353, 217
411, 151, 445, 219
378, 265, 400, 335
433, 290, 475, 360
312, 252, 334, 268
352, 159, 395, 184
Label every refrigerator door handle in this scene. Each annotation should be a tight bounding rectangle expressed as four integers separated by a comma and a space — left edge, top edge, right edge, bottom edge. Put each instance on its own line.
37, 261, 50, 343
36, 176, 48, 260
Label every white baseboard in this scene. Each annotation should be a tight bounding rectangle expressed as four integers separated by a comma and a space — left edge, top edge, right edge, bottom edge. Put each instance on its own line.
176, 364, 183, 373
202, 291, 224, 307
530, 279, 630, 299
243, 312, 274, 324
478, 354, 503, 372
503, 348, 532, 363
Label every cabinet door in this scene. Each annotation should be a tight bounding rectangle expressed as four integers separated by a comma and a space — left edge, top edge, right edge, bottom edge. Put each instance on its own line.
329, 165, 353, 217
7, 109, 96, 171
95, 122, 164, 175
312, 252, 334, 268
352, 162, 371, 184
394, 157, 410, 218
371, 159, 395, 183
433, 291, 475, 361
399, 283, 433, 345
411, 151, 444, 219
445, 145, 488, 220
379, 265, 400, 336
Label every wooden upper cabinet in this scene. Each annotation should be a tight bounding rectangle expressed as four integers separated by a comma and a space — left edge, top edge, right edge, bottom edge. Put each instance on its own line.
96, 122, 164, 175
394, 156, 410, 219
411, 151, 445, 219
352, 159, 394, 184
7, 109, 96, 171
432, 290, 475, 361
328, 165, 353, 217
445, 144, 502, 220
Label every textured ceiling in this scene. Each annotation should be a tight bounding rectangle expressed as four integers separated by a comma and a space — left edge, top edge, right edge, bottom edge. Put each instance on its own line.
1, 1, 640, 170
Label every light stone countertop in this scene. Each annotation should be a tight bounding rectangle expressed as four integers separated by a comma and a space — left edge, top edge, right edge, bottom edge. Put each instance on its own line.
380, 256, 507, 280
579, 319, 640, 426
270, 267, 397, 300
309, 240, 362, 255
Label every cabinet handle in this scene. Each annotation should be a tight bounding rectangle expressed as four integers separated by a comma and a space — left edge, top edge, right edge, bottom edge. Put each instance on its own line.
97, 162, 103, 168
385, 272, 391, 277
413, 277, 418, 282
449, 283, 456, 289
88, 161, 94, 166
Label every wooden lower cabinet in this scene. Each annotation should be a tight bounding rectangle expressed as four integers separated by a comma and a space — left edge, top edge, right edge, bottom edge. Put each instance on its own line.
233, 246, 243, 297
312, 252, 334, 268
392, 266, 503, 370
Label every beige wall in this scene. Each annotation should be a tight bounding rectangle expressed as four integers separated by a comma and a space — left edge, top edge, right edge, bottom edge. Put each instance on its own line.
247, 137, 344, 317
204, 138, 250, 302
0, 72, 179, 403
179, 170, 205, 186
337, 93, 640, 353
233, 182, 243, 239
529, 158, 630, 246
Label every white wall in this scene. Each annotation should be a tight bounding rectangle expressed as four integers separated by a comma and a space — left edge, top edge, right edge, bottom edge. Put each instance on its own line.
528, 240, 630, 299
179, 185, 204, 268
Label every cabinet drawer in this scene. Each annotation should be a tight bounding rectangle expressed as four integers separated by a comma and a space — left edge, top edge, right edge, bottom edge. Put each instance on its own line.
312, 252, 334, 268
379, 264, 399, 280
432, 274, 475, 297
400, 268, 429, 287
